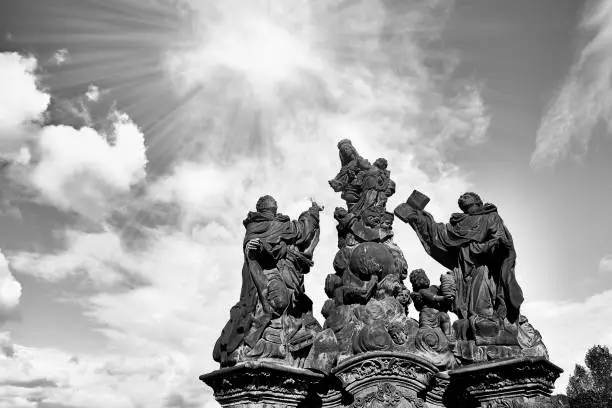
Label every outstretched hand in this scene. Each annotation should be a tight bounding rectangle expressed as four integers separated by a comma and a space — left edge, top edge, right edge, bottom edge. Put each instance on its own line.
309, 198, 324, 212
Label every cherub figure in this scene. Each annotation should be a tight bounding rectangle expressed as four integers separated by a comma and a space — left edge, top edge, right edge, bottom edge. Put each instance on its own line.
397, 288, 412, 315
409, 269, 453, 338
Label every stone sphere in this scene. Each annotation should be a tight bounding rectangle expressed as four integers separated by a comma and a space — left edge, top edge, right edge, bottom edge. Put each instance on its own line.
348, 242, 395, 280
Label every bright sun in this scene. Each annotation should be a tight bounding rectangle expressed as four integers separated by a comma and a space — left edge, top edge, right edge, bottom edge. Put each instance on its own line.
169, 3, 322, 100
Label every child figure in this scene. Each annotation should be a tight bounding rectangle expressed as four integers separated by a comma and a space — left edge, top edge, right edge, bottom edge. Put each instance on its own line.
409, 269, 453, 338
396, 288, 412, 316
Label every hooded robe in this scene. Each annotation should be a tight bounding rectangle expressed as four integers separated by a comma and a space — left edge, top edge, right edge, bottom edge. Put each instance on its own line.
213, 208, 320, 365
395, 202, 524, 324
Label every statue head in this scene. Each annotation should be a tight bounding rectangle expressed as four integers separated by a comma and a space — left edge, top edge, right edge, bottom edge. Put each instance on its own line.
337, 139, 358, 165
397, 288, 411, 307
334, 206, 349, 221
373, 158, 387, 170
388, 322, 406, 345
256, 195, 278, 215
458, 192, 483, 214
409, 268, 430, 291
381, 212, 394, 230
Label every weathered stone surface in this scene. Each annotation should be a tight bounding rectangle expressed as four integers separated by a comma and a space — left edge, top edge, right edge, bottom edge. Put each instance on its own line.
213, 196, 334, 370
425, 372, 450, 407
446, 357, 563, 407
349, 382, 426, 408
394, 190, 549, 362
324, 140, 412, 363
200, 361, 326, 408
408, 268, 457, 370
332, 351, 437, 407
202, 141, 563, 408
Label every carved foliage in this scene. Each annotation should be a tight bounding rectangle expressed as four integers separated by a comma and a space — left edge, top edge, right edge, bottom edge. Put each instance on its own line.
203, 366, 321, 404
426, 374, 450, 406
448, 359, 563, 407
351, 383, 425, 408
336, 356, 433, 387
463, 363, 560, 394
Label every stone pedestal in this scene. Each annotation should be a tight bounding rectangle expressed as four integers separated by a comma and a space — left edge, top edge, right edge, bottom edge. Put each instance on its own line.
201, 355, 562, 408
331, 351, 438, 407
200, 361, 325, 408
425, 372, 450, 407
446, 357, 563, 407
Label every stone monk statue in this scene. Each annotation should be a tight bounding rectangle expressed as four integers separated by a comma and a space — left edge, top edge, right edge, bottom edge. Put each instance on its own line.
213, 195, 324, 367
395, 192, 524, 344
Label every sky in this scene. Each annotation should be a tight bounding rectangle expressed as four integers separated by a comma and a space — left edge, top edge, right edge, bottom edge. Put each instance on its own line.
0, 0, 611, 407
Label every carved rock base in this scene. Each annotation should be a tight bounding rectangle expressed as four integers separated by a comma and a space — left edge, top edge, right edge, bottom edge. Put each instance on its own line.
332, 351, 438, 407
200, 356, 562, 408
425, 372, 450, 407
200, 361, 325, 408
446, 357, 563, 407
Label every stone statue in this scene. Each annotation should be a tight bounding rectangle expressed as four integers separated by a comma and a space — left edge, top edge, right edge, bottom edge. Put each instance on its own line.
202, 143, 563, 408
323, 140, 413, 361
395, 191, 547, 363
409, 269, 453, 337
213, 195, 327, 368
409, 268, 457, 369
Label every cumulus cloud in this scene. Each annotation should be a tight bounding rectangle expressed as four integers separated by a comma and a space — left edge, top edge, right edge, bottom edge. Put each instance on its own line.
0, 51, 147, 220
29, 113, 148, 220
6, 0, 492, 406
0, 53, 50, 161
532, 0, 612, 169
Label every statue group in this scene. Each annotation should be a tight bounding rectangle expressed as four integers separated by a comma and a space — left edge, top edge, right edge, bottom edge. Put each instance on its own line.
206, 139, 557, 408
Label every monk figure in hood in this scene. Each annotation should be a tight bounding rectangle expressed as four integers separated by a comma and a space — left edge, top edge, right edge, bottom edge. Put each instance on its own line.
213, 195, 324, 367
395, 192, 524, 344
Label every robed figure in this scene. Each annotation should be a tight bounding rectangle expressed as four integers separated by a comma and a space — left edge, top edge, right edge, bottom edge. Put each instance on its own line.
213, 195, 323, 367
395, 192, 524, 343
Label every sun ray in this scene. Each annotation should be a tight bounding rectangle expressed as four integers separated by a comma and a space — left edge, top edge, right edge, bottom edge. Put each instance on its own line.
8, 0, 471, 242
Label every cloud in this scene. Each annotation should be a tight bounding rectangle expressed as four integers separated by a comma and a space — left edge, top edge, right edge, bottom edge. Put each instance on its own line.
599, 254, 612, 273
5, 0, 492, 406
0, 53, 50, 161
0, 52, 147, 221
85, 85, 101, 102
523, 289, 612, 393
0, 332, 15, 357
50, 49, 70, 66
29, 113, 148, 220
532, 0, 612, 169
10, 231, 134, 287
166, 0, 489, 173
0, 340, 156, 408
0, 250, 22, 324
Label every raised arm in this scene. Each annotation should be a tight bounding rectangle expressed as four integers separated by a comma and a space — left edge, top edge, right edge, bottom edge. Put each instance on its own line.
292, 201, 323, 254
395, 203, 459, 270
